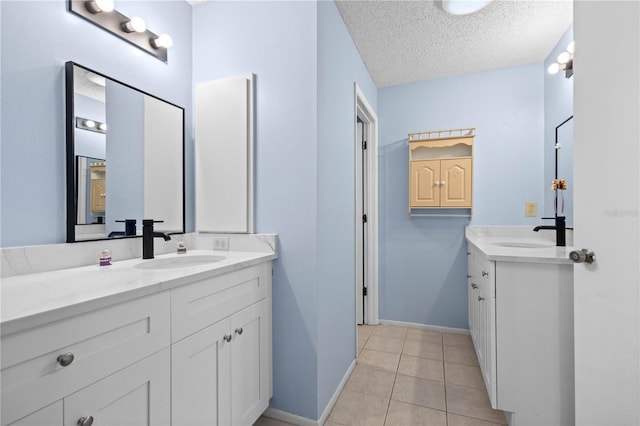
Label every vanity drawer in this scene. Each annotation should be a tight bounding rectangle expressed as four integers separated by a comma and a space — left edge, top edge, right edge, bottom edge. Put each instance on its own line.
171, 262, 270, 342
1, 291, 170, 426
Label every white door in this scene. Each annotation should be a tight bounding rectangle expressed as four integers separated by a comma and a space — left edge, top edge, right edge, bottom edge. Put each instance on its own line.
573, 2, 639, 424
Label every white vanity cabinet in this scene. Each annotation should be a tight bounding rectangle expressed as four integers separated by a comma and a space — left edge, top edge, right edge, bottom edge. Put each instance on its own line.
171, 262, 272, 426
1, 292, 171, 426
467, 245, 497, 407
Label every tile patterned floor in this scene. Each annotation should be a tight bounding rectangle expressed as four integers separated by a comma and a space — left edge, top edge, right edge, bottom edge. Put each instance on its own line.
254, 324, 506, 426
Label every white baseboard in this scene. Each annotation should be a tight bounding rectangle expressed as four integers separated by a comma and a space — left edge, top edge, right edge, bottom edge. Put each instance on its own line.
378, 319, 470, 335
263, 358, 356, 426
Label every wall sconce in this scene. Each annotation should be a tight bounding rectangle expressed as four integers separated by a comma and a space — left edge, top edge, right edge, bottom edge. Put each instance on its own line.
69, 0, 172, 63
548, 41, 574, 78
76, 117, 107, 134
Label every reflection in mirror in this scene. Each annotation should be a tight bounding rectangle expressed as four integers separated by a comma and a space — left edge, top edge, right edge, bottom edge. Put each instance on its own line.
66, 62, 185, 242
554, 116, 573, 226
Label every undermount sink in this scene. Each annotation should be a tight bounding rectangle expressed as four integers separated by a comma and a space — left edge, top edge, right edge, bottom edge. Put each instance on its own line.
491, 241, 553, 249
135, 254, 226, 270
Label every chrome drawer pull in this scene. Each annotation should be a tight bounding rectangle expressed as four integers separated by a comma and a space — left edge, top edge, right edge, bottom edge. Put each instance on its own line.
77, 416, 94, 426
57, 352, 75, 367
223, 334, 232, 342
478, 296, 484, 301
235, 327, 244, 335
471, 283, 478, 289
482, 271, 489, 277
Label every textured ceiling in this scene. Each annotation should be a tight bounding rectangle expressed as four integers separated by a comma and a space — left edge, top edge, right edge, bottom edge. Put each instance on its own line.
335, 0, 573, 87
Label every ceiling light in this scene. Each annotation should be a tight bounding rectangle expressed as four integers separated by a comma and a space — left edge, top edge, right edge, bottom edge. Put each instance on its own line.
547, 63, 560, 75
566, 41, 575, 54
441, 0, 493, 16
557, 52, 571, 65
122, 17, 147, 33
151, 34, 173, 49
548, 40, 574, 78
84, 119, 96, 128
85, 0, 114, 14
98, 123, 108, 131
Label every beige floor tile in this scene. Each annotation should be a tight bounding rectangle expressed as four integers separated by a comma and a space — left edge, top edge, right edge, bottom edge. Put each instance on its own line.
443, 345, 479, 366
443, 333, 474, 348
358, 349, 401, 372
364, 335, 404, 354
384, 400, 447, 426
445, 384, 506, 424
402, 340, 443, 361
391, 374, 446, 411
371, 324, 408, 339
358, 324, 376, 335
324, 422, 345, 426
447, 413, 507, 426
345, 365, 396, 399
444, 362, 485, 389
405, 328, 443, 345
397, 355, 444, 382
358, 332, 370, 349
252, 416, 297, 426
327, 389, 389, 426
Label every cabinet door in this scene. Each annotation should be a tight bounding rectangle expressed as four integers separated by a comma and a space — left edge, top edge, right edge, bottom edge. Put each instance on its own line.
410, 160, 440, 207
230, 300, 270, 426
467, 250, 478, 347
90, 178, 106, 212
440, 158, 472, 207
63, 349, 170, 426
171, 319, 231, 426
7, 401, 62, 426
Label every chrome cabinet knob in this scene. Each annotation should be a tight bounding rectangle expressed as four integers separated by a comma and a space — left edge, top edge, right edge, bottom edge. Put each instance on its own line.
434, 181, 441, 186
223, 335, 232, 342
481, 271, 489, 277
471, 283, 478, 289
77, 416, 94, 426
569, 248, 596, 264
57, 353, 75, 367
235, 327, 244, 335
478, 296, 484, 301
441, 181, 446, 185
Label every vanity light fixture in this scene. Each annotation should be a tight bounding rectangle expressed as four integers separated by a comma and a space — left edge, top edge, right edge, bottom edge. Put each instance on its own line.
69, 0, 171, 62
441, 0, 494, 16
122, 16, 147, 33
76, 117, 107, 134
548, 41, 574, 78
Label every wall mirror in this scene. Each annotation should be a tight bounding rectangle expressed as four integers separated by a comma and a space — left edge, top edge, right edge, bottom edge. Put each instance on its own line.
65, 61, 185, 242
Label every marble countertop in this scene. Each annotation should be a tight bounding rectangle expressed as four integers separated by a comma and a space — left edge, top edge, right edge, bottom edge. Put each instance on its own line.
465, 226, 575, 265
1, 250, 276, 335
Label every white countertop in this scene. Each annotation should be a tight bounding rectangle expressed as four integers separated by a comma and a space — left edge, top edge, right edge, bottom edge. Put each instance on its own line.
1, 250, 276, 335
465, 226, 575, 265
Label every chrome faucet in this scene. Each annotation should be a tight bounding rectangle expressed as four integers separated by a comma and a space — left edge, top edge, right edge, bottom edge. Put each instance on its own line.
142, 219, 171, 259
533, 216, 572, 247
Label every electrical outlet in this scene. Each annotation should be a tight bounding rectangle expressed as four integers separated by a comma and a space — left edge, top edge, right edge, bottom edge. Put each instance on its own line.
212, 236, 229, 250
525, 201, 538, 217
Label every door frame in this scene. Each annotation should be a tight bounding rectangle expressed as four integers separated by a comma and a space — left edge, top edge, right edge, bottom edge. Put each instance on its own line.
354, 83, 379, 326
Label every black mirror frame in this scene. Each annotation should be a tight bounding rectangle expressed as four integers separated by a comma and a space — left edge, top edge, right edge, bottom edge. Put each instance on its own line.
65, 61, 185, 243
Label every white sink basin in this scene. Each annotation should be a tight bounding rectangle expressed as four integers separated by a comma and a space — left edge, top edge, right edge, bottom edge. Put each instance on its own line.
491, 241, 554, 249
135, 254, 226, 270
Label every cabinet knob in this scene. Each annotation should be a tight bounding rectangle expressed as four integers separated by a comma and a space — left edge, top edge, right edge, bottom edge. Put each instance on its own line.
223, 334, 232, 342
434, 181, 440, 186
57, 352, 75, 367
471, 283, 478, 289
77, 416, 94, 426
235, 327, 244, 335
441, 181, 446, 185
467, 274, 472, 278
478, 296, 484, 301
482, 271, 489, 277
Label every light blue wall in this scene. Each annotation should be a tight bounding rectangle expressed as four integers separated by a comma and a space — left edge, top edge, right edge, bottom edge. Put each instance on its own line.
316, 0, 377, 415
544, 25, 574, 225
0, 0, 192, 247
192, 1, 320, 418
378, 63, 544, 327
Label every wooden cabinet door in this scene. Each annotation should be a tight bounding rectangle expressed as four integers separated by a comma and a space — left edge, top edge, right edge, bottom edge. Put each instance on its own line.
410, 160, 440, 207
230, 300, 270, 426
63, 348, 170, 426
440, 158, 472, 207
172, 319, 231, 426
90, 178, 106, 213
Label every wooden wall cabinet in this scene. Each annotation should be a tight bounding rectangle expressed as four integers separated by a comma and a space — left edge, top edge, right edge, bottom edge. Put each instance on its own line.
409, 128, 474, 216
89, 162, 106, 214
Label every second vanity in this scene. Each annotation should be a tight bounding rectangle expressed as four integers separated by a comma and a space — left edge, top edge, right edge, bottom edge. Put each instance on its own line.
1, 236, 276, 426
465, 226, 574, 426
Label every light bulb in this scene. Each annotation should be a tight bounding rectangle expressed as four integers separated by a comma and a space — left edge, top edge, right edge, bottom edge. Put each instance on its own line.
85, 0, 114, 13
84, 120, 96, 128
151, 33, 173, 49
442, 0, 494, 15
567, 41, 575, 54
548, 63, 560, 74
98, 123, 108, 131
557, 51, 571, 65
123, 16, 147, 33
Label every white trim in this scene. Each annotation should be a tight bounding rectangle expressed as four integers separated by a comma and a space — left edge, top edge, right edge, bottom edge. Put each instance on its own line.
262, 359, 356, 426
355, 83, 379, 326
378, 319, 470, 335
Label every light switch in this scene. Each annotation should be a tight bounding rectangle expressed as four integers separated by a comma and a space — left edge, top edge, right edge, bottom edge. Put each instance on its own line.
525, 201, 538, 217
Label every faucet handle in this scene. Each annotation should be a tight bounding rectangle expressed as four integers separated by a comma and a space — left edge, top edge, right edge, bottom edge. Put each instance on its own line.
143, 219, 164, 225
